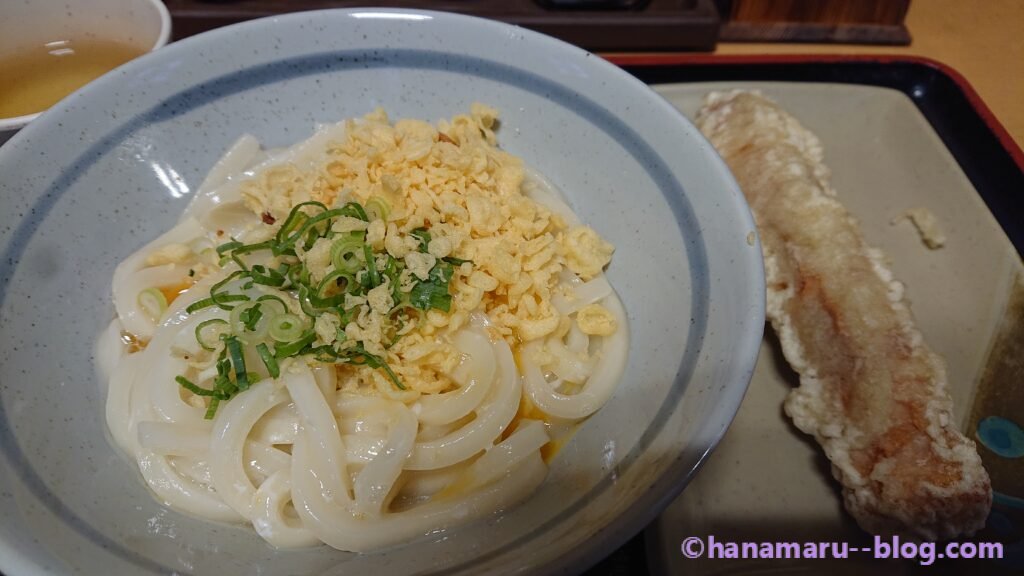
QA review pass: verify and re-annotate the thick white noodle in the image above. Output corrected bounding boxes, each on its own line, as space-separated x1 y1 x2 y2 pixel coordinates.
551 274 613 315
137 451 243 522
566 322 589 354
391 467 460 505
453 419 550 492
352 401 416 516
112 217 204 339
106 352 142 455
546 337 594 383
182 134 261 221
290 427 548 552
209 380 290 517
339 434 384 463
404 336 520 470
253 470 320 548
171 456 213 485
524 294 629 420
95 319 126 386
138 420 290 482
143 306 227 425
312 365 338 409
414 330 494 426
244 442 292 479
138 420 211 457
199 202 261 241
523 168 580 227
104 131 630 552
251 402 300 445
284 364 351 500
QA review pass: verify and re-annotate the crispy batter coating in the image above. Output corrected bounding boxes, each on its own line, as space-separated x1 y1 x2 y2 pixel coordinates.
697 90 991 540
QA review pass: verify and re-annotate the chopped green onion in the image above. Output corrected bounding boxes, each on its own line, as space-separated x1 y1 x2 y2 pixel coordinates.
225 337 249 391
409 227 431 252
331 235 365 274
204 398 220 420
317 270 356 300
186 294 248 314
303 227 320 251
229 301 269 343
337 201 369 222
240 305 263 331
210 270 252 310
138 288 168 322
274 330 317 358
365 196 390 222
255 343 280 378
280 207 350 250
195 318 229 351
177 199 430 418
342 346 405 390
231 239 275 256
269 313 305 342
249 264 286 287
275 201 325 246
309 344 341 363
255 294 288 315
215 240 243 255
175 375 216 396
408 261 454 312
379 361 405 390
297 285 322 317
363 244 380 287
286 263 311 289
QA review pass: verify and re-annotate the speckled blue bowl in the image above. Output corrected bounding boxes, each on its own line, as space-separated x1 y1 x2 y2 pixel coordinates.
0 9 764 575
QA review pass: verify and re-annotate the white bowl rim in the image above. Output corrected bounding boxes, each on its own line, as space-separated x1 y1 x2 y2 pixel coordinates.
0 0 172 131
0 7 765 575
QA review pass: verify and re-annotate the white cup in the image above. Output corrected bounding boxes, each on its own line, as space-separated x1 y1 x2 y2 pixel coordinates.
0 0 171 141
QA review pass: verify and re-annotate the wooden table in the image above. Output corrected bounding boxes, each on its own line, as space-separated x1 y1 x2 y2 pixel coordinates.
711 0 1024 147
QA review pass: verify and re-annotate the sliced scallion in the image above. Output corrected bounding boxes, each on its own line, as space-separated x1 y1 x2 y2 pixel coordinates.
364 244 380 287
204 398 220 420
225 336 249 391
255 343 280 378
331 235 365 274
229 301 268 343
273 330 316 358
365 196 390 222
195 318 229 351
209 270 251 310
137 288 168 322
175 375 216 396
255 294 288 316
269 313 305 342
186 294 248 314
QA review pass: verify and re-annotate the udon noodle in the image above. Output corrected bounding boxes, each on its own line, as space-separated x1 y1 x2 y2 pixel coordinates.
98 106 628 551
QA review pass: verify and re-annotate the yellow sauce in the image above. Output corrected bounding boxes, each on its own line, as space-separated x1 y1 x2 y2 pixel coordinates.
0 39 145 119
507 347 581 464
159 282 193 306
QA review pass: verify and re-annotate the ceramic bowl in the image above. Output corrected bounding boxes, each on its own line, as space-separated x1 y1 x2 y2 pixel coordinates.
0 0 171 141
0 9 764 575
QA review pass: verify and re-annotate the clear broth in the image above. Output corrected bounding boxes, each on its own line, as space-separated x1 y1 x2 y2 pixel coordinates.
0 39 145 119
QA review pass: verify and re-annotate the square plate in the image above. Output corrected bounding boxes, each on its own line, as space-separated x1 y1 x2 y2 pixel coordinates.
645 81 1024 575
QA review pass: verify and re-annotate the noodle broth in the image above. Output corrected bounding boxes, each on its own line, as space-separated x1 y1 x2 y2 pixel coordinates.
0 39 145 119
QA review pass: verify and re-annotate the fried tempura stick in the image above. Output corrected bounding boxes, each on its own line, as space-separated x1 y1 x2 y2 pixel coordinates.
697 91 991 540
